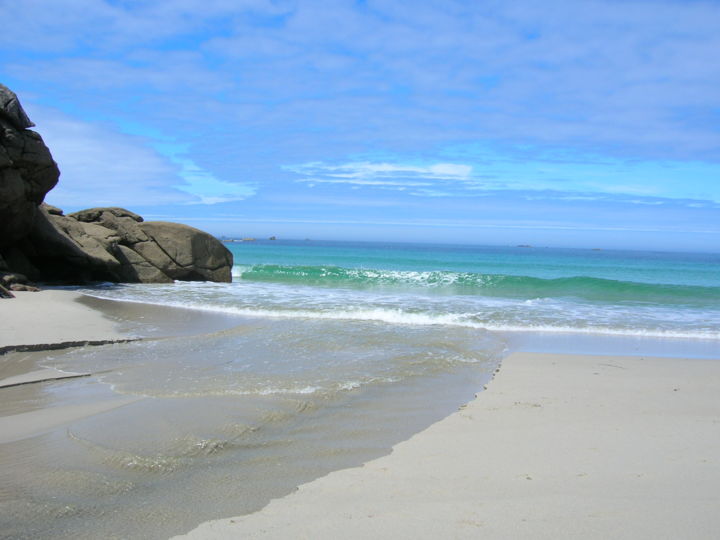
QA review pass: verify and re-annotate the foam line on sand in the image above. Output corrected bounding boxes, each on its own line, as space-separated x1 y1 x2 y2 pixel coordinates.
175 352 720 540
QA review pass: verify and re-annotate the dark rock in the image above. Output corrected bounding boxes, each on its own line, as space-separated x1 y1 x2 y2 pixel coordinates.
0 283 15 299
0 86 233 286
1 245 41 281
0 83 35 129
0 85 60 248
70 207 143 223
28 207 122 279
70 207 148 244
138 222 232 282
20 206 232 284
113 244 173 283
8 205 232 284
0 272 29 287
42 203 64 215
9 283 39 292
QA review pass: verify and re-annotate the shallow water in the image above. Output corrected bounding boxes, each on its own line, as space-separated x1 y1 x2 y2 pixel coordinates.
80 242 720 341
2 241 718 538
0 315 503 539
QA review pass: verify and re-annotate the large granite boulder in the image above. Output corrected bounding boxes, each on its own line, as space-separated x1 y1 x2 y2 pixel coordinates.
137 222 232 282
15 204 233 284
0 85 233 287
19 204 124 282
0 84 60 248
68 208 232 282
70 207 149 245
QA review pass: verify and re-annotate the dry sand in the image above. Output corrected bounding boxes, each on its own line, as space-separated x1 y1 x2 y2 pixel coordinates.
0 289 125 348
177 352 720 540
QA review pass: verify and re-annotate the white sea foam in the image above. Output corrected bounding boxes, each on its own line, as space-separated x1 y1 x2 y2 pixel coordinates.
479 323 720 340
80 289 720 340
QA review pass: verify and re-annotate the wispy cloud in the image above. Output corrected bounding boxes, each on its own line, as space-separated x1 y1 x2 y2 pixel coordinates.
286 153 720 206
286 161 473 186
150 215 720 236
3 1 719 249
174 158 256 204
0 0 289 52
6 0 720 159
26 105 192 209
26 104 256 209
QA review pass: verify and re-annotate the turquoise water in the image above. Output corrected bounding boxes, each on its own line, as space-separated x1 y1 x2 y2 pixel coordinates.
6 241 717 539
230 241 719 287
86 240 720 340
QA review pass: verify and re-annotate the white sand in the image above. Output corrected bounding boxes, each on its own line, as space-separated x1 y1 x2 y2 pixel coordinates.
1 290 136 442
0 290 125 347
177 352 720 540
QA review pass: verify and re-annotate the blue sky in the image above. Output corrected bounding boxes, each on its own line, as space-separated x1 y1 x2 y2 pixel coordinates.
1 0 719 251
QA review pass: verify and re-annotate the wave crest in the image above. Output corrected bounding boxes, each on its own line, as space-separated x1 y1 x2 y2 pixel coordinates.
234 264 720 306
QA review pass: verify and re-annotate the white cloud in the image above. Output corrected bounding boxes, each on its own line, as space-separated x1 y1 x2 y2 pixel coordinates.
286 161 475 188
174 159 256 204
4 0 720 162
428 163 472 177
0 0 290 52
25 105 192 209
285 158 720 209
296 178 433 187
25 104 255 209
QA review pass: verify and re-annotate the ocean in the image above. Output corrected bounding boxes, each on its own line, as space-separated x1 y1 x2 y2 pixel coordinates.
2 241 719 539
89 240 720 342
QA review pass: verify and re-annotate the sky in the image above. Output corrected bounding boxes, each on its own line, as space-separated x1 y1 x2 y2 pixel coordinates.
1 0 719 251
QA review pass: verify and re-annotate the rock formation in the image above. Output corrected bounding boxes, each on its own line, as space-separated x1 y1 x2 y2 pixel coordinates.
0 84 232 290
0 84 60 249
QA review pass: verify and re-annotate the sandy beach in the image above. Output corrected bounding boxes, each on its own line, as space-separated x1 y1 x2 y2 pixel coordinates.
0 290 245 449
2 290 719 539
4 3 720 537
0 290 127 349
177 351 720 540
0 290 140 445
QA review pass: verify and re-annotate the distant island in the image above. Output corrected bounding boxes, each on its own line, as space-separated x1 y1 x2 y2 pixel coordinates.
222 236 277 243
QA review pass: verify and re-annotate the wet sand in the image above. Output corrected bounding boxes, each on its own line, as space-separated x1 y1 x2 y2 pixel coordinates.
3 291 719 539
0 290 246 445
0 396 141 444
177 352 720 540
0 290 498 539
0 291 137 443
